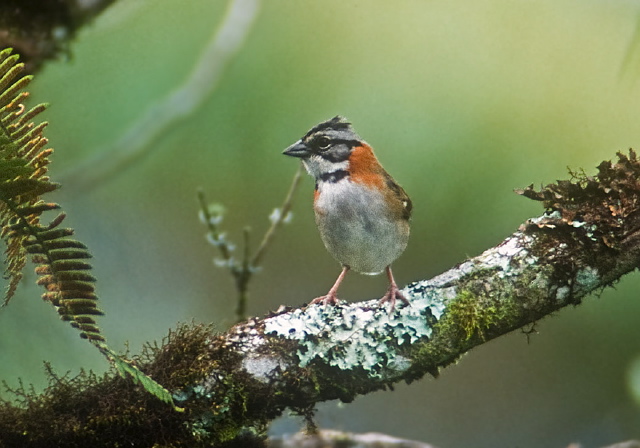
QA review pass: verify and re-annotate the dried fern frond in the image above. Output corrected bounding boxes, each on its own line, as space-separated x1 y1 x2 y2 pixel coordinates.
0 47 104 342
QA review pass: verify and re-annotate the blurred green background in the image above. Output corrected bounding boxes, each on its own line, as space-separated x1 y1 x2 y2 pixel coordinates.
2 0 640 446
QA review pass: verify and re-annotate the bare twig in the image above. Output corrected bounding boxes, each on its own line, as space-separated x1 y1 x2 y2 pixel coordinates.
251 163 303 267
60 0 262 190
235 226 252 319
197 190 234 264
199 164 304 322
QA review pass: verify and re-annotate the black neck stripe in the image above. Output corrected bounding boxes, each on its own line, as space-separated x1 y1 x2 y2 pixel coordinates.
319 169 348 183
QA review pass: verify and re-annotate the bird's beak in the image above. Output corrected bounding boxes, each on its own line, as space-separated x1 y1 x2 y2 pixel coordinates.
282 140 310 158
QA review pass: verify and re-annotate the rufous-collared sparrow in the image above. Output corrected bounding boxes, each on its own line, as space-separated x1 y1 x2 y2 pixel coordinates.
283 116 412 309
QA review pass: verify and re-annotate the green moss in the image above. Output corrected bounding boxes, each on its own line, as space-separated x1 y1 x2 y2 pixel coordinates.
407 285 521 381
445 290 494 341
430 287 515 345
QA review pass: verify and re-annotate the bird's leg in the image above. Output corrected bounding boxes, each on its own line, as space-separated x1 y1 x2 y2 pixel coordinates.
309 266 350 306
379 266 409 311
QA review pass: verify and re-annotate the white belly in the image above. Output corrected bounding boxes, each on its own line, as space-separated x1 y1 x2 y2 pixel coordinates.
314 181 409 274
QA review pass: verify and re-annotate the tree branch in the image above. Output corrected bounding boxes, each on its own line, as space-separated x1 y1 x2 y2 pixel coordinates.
0 0 118 74
2 150 639 446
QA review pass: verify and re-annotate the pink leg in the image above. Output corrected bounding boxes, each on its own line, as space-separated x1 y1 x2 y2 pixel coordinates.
379 266 409 311
309 266 349 306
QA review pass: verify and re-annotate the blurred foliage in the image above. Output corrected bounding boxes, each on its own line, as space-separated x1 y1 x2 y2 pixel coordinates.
2 1 640 447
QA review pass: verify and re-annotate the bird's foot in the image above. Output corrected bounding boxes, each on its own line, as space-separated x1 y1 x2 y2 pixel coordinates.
379 283 409 312
308 266 349 307
309 292 341 306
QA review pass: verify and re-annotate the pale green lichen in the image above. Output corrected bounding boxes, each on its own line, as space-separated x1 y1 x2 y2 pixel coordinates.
555 285 571 301
264 291 445 379
575 266 600 293
241 355 288 383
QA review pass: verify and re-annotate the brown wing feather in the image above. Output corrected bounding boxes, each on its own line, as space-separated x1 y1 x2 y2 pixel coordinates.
383 171 412 221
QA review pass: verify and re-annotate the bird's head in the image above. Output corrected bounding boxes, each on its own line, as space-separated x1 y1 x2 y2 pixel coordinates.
283 116 363 179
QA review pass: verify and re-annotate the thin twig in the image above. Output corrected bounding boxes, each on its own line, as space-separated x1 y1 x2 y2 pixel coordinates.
197 189 233 263
198 165 304 322
60 0 262 190
235 227 251 320
251 162 303 267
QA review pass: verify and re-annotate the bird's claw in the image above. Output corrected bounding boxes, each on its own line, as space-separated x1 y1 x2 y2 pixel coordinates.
379 284 409 312
309 293 341 306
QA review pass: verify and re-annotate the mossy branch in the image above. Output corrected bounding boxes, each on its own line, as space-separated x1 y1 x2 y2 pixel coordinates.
0 0 117 74
2 150 639 447
162 150 640 441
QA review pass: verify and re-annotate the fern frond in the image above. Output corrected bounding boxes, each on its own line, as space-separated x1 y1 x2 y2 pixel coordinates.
0 48 104 342
20 213 105 341
0 48 181 410
103 345 184 412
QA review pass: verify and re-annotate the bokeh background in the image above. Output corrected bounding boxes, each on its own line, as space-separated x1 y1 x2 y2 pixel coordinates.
2 1 640 446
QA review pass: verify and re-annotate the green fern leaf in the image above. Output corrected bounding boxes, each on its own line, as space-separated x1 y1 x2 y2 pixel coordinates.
0 47 105 342
0 47 180 411
101 345 184 412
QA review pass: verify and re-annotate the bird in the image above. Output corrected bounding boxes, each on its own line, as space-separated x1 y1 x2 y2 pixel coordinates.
283 116 412 309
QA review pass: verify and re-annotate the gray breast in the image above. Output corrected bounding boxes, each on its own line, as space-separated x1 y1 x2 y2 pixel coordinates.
314 181 409 274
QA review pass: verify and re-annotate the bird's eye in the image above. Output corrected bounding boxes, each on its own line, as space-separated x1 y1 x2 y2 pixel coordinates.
317 137 331 150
